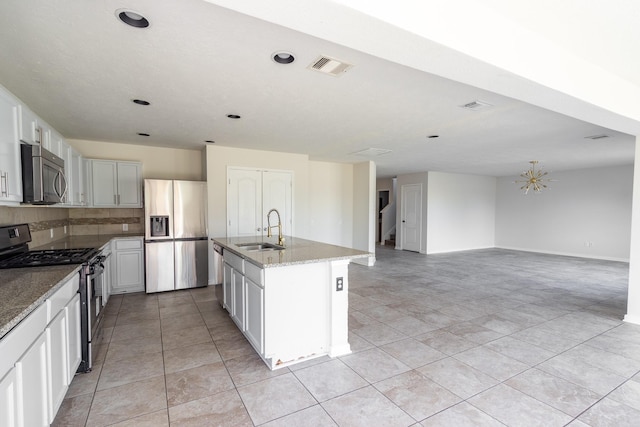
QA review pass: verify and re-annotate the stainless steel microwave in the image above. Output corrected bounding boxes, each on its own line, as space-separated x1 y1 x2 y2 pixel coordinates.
21 144 67 204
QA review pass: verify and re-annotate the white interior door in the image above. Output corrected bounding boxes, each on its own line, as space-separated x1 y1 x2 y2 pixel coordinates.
227 169 262 237
262 171 293 237
401 183 422 252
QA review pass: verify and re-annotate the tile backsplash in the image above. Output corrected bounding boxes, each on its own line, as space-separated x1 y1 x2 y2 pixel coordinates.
0 206 143 248
69 208 144 236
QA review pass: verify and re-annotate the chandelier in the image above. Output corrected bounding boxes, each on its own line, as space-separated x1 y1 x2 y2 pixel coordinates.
515 161 552 194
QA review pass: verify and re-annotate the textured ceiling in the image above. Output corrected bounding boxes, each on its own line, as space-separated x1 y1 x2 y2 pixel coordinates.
0 0 636 178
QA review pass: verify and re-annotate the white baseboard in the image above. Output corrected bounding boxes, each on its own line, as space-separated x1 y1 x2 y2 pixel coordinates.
623 314 640 325
495 245 630 263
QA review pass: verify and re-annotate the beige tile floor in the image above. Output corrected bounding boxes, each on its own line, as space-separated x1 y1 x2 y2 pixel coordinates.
53 246 640 426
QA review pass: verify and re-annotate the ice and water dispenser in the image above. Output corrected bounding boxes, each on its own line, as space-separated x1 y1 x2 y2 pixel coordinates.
149 216 170 237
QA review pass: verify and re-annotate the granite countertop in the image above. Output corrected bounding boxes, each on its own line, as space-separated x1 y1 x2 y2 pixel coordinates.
0 265 80 340
0 233 143 340
213 236 371 268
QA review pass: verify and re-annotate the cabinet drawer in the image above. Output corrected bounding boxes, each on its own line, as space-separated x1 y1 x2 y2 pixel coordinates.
114 238 142 250
245 262 263 286
48 274 79 316
224 250 244 273
0 301 48 377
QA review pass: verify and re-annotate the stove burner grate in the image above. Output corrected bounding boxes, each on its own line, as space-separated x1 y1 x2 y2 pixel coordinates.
0 248 100 269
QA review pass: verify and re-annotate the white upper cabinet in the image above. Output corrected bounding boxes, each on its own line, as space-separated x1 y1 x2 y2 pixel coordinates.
90 159 142 208
68 147 85 206
17 104 40 145
0 86 23 204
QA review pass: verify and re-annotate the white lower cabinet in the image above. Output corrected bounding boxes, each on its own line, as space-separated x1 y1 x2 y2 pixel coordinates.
0 368 18 427
245 277 264 354
0 274 81 427
16 332 48 427
111 238 145 294
46 309 68 422
222 252 264 355
102 246 112 305
223 251 245 330
66 294 82 384
232 269 245 330
223 262 233 313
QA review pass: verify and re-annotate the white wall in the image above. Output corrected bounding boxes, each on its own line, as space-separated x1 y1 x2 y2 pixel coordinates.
353 161 376 266
307 161 354 247
496 165 633 262
395 172 429 253
69 139 204 180
426 172 496 254
626 138 640 323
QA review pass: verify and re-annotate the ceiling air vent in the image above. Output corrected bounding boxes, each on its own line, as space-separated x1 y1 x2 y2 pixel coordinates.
584 134 610 140
459 100 493 111
350 148 392 157
308 55 353 77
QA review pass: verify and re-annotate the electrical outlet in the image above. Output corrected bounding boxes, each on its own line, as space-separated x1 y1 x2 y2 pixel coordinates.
336 277 344 292
64 225 67 234
50 228 54 238
122 223 129 231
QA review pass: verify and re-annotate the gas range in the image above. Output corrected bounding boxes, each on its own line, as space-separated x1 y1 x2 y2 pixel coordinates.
0 223 107 373
0 224 99 269
0 247 101 269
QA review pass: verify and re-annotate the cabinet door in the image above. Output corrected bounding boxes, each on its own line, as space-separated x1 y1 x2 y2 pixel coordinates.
103 251 112 303
16 332 48 427
223 262 233 312
116 162 142 207
0 368 18 427
69 148 84 206
232 270 245 330
82 157 92 206
245 278 264 354
91 160 118 207
114 250 144 293
46 309 68 423
0 88 23 203
227 169 262 237
262 171 293 237
66 294 81 382
17 104 39 145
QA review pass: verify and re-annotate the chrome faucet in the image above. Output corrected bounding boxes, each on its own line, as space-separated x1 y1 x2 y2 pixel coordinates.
266 208 285 246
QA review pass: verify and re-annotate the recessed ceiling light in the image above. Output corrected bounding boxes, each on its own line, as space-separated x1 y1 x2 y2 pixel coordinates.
227 114 241 119
427 135 439 139
137 132 150 137
132 99 150 105
272 52 295 64
116 9 149 28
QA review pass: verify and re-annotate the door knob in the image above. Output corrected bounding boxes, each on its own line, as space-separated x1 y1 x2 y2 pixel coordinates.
402 220 406 223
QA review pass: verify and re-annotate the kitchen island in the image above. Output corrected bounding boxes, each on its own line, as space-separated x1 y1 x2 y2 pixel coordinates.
213 236 371 369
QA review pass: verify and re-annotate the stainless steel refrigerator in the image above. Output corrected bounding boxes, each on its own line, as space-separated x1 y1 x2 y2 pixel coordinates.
144 179 208 293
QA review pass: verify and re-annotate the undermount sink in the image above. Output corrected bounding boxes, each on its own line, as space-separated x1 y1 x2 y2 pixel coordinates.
236 242 285 252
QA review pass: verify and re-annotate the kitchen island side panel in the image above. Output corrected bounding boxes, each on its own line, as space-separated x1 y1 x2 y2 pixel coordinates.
263 262 329 366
